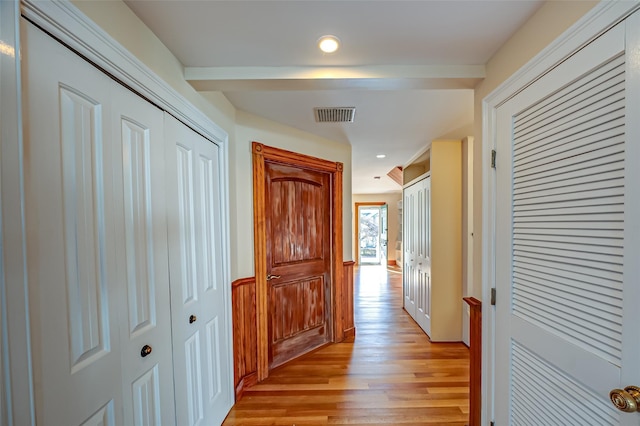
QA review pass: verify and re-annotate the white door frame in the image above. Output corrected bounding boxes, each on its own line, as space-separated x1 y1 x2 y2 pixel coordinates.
357 204 386 265
482 2 640 424
1 1 35 425
1 1 233 424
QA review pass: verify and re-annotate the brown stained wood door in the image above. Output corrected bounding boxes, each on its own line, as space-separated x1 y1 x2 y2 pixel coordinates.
265 162 332 369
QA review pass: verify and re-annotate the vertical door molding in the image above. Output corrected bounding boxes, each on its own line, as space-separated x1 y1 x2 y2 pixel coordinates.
0 2 35 425
252 142 344 381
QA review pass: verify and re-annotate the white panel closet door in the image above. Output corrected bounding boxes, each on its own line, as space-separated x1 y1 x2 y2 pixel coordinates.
24 21 177 426
415 177 431 336
403 183 417 318
403 177 431 336
494 11 640 426
23 22 123 426
165 114 233 426
110 84 176 426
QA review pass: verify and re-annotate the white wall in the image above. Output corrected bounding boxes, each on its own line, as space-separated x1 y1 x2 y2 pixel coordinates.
70 0 353 280
352 192 402 264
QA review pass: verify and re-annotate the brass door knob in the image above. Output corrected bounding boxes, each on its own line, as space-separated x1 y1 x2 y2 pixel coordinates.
189 315 197 324
609 386 640 413
140 345 153 358
266 274 281 281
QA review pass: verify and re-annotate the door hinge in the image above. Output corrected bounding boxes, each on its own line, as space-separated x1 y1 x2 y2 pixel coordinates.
491 288 496 306
491 149 497 169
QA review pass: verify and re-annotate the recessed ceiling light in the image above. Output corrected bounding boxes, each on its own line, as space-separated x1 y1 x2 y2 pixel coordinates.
376 154 386 159
318 35 340 54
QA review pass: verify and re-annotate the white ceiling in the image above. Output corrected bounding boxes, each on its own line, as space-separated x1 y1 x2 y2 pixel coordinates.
124 0 544 194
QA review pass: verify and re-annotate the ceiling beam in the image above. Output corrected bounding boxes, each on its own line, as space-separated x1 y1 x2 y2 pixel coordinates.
185 65 485 91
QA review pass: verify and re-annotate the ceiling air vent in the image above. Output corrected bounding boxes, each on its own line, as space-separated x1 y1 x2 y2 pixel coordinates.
314 107 356 123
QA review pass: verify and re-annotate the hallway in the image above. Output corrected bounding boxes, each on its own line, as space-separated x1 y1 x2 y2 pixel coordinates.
223 266 470 425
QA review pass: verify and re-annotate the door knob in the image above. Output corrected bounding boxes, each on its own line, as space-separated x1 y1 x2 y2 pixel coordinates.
609 386 640 412
189 314 197 324
266 274 281 281
140 345 153 358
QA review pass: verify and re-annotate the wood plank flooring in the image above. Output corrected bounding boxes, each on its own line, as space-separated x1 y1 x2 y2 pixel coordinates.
223 265 470 425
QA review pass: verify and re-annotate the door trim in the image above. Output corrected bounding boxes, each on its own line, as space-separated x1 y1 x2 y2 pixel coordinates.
252 142 344 381
354 202 386 265
482 2 640 424
1 2 36 425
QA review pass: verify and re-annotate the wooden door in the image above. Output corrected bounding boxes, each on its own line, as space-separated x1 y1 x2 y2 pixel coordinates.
494 12 640 425
165 114 234 426
265 162 332 369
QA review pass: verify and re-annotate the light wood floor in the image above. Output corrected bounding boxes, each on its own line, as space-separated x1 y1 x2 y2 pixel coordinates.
223 265 470 425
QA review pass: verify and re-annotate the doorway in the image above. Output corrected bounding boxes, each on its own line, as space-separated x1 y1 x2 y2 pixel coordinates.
356 203 388 265
252 142 345 381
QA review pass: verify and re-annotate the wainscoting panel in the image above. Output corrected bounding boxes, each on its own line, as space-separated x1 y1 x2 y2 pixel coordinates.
231 277 257 399
342 261 356 338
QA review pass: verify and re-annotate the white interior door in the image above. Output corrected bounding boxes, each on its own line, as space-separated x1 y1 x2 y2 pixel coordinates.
24 21 176 426
111 83 176 426
165 115 233 426
403 183 417 317
24 21 123 426
494 12 640 425
403 177 431 336
415 177 431 336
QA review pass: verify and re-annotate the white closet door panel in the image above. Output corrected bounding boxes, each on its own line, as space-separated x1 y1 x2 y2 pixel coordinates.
415 178 431 335
81 401 116 426
402 177 431 336
403 184 417 318
111 84 175 426
165 114 233 426
184 332 204 425
131 366 162 426
495 15 640 425
59 86 111 371
23 22 124 426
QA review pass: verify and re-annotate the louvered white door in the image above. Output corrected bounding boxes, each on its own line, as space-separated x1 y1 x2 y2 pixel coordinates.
165 115 233 426
111 84 176 426
23 22 124 426
494 12 640 426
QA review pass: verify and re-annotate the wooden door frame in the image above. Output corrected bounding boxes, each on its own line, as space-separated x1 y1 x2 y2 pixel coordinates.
252 142 344 381
354 202 386 265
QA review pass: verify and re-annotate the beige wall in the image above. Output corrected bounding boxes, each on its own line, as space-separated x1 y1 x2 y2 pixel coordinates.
430 140 462 341
471 0 598 300
352 192 402 264
71 0 237 132
234 110 353 278
71 0 353 280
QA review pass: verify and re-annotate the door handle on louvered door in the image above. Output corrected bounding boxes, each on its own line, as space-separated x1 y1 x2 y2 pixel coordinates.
610 386 640 412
